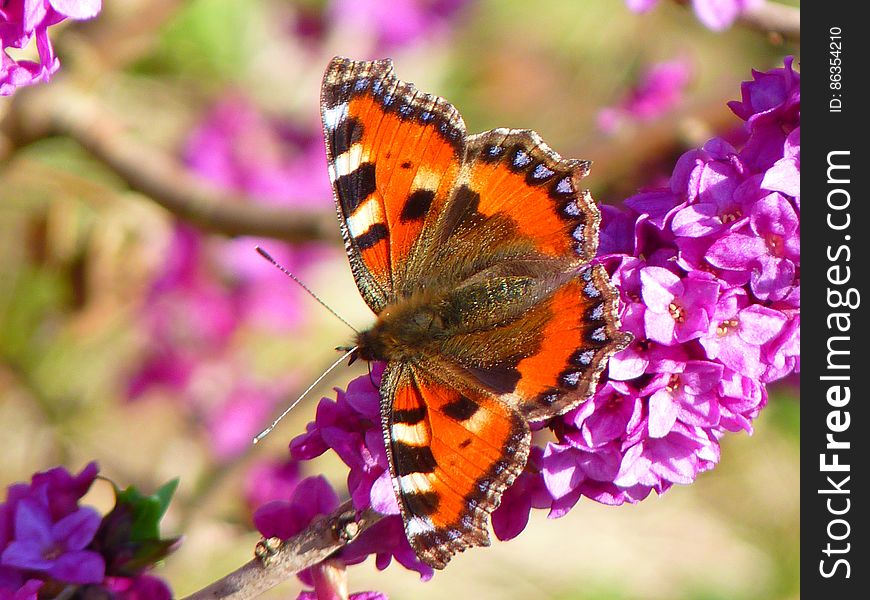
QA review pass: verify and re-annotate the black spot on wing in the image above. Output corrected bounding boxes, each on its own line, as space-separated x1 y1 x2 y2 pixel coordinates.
332 117 363 157
403 490 440 517
393 406 427 425
354 223 388 250
394 441 437 476
336 162 376 215
400 189 435 222
465 363 522 395
440 395 480 421
441 184 482 239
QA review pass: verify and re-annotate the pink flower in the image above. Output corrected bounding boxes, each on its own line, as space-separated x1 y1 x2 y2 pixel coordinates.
0 576 42 600
244 459 303 513
0 499 105 584
184 96 331 208
254 476 339 541
640 267 720 344
706 193 800 301
699 290 787 378
1 464 177 597
761 127 800 202
0 0 101 95
206 381 284 460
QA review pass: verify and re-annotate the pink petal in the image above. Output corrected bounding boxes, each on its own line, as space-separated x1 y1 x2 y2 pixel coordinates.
49 0 101 20
648 389 678 438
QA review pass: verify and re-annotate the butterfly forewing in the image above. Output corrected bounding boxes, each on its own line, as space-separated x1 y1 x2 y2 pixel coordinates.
322 57 466 311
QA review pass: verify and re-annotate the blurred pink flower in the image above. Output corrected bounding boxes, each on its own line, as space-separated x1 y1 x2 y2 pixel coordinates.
128 95 342 462
625 0 760 31
326 0 470 53
205 380 285 461
184 96 331 208
244 458 302 513
184 96 336 330
598 59 692 133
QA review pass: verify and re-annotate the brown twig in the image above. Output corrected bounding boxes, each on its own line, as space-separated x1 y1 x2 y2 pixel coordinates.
2 83 338 245
738 1 800 43
182 503 383 600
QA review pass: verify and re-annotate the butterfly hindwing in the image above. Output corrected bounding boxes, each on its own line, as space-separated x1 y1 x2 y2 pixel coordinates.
322 57 466 312
507 266 630 420
380 360 530 569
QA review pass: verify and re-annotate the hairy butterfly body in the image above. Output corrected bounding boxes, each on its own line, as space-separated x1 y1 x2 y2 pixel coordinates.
321 56 630 569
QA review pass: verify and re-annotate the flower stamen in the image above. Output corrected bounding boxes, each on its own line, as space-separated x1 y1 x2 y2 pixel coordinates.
716 318 738 337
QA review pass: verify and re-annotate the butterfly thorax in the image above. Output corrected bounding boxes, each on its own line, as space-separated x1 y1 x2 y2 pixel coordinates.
355 295 448 363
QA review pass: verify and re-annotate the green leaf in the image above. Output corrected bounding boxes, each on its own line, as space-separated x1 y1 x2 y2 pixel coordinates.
113 478 179 543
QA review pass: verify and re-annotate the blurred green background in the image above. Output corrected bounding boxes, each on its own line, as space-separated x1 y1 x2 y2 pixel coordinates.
0 1 798 598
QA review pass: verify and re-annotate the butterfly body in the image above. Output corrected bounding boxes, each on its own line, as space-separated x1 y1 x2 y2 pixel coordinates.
321 57 630 569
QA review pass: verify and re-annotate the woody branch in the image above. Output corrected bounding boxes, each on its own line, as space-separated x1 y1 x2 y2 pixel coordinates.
738 1 800 43
1 84 338 244
182 504 383 600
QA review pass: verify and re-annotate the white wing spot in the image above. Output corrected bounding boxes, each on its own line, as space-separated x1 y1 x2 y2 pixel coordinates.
513 150 532 168
399 473 435 494
562 371 581 386
346 196 384 238
333 143 367 179
391 421 429 447
323 103 348 131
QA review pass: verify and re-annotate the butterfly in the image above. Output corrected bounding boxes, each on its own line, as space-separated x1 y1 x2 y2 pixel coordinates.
320 56 630 569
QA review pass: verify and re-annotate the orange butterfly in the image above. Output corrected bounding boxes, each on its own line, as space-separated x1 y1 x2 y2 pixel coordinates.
321 57 630 568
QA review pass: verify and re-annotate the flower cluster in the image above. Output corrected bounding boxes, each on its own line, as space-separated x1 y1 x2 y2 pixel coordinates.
1 0 101 96
0 463 178 599
626 0 759 31
256 57 799 579
539 55 799 511
128 97 335 459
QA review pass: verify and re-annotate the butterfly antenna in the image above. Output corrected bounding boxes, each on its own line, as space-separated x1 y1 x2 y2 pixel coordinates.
253 345 358 444
256 246 358 333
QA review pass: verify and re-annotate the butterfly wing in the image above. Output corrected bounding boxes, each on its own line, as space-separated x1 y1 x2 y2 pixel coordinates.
408 129 630 418
321 57 466 312
380 359 530 569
